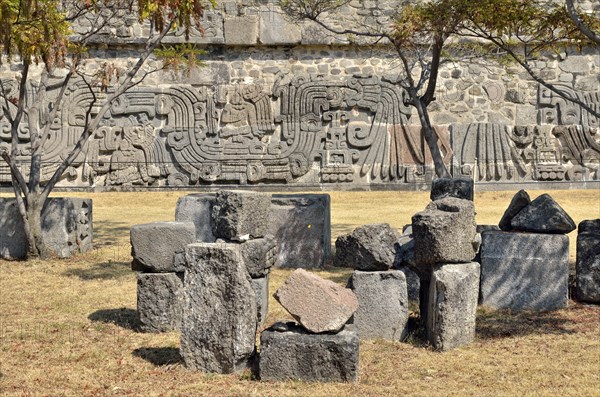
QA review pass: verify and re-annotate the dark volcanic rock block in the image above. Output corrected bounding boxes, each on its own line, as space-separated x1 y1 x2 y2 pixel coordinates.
270 194 331 268
334 223 402 270
498 190 531 231
348 270 409 340
510 193 576 233
480 231 569 310
274 269 358 333
412 198 477 266
239 235 277 278
211 190 271 240
430 177 474 201
427 262 480 351
137 272 183 333
576 219 600 303
0 197 93 259
252 275 269 327
175 194 217 242
259 323 359 383
130 222 196 273
180 243 257 373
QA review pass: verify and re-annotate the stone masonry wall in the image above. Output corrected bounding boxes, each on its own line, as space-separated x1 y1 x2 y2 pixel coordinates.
0 0 598 188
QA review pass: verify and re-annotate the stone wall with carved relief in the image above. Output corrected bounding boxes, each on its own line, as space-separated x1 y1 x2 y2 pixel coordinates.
1 0 598 188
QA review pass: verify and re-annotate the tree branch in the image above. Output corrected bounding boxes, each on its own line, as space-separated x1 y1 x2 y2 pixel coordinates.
565 0 600 45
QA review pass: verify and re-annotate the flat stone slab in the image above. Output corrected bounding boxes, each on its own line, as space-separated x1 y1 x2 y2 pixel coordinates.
576 219 600 303
348 270 409 340
510 193 576 233
427 262 480 351
137 272 183 332
0 197 93 259
334 223 402 270
211 190 271 240
498 190 531 231
274 269 358 333
430 177 474 201
130 222 196 273
180 243 257 373
480 231 569 310
259 323 359 383
175 194 216 242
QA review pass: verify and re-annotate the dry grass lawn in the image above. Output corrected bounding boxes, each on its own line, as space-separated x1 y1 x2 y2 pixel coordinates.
1 189 599 397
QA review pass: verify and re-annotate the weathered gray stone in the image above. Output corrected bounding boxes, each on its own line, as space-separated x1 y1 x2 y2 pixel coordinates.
137 272 183 333
427 262 480 351
211 190 271 240
0 197 93 259
334 223 402 270
175 194 217 242
252 276 270 327
412 198 478 266
239 235 277 278
430 177 474 201
480 231 569 310
498 190 531 231
259 5 301 45
347 270 409 341
180 243 257 373
224 15 259 45
399 266 421 303
259 323 359 383
576 219 600 303
130 222 196 273
510 194 576 233
274 269 358 333
270 194 331 269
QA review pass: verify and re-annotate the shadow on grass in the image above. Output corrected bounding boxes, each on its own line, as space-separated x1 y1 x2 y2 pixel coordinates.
132 347 182 366
476 307 575 339
93 220 131 247
88 308 140 331
63 261 131 280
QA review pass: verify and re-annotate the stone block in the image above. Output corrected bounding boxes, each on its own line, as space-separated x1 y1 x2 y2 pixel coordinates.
137 272 183 332
430 177 474 201
224 15 259 45
274 269 358 333
270 194 331 269
412 198 477 266
576 220 600 303
175 194 216 242
334 223 402 270
348 270 409 340
211 190 271 240
0 197 93 259
252 276 269 327
259 323 359 383
239 235 277 278
259 5 301 45
498 190 531 231
180 243 257 373
480 231 569 310
427 262 480 351
130 222 196 273
399 266 421 303
510 194 576 233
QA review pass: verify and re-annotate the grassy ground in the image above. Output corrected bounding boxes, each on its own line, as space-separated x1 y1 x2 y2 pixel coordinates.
0 190 599 397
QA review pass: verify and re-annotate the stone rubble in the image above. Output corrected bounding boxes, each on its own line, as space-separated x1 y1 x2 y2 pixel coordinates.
334 223 403 270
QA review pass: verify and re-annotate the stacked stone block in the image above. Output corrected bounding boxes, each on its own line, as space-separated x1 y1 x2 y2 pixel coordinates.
575 220 600 304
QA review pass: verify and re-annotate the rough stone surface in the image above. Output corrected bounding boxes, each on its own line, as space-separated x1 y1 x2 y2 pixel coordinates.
239 235 277 278
0 198 93 259
224 15 258 45
130 222 196 273
334 223 402 270
137 272 183 332
180 243 257 373
259 323 359 383
211 190 271 240
270 194 331 268
510 194 576 233
175 194 217 242
430 177 474 201
274 269 358 333
259 5 302 45
480 231 569 310
576 219 600 303
427 262 480 351
498 190 531 231
399 266 421 303
347 270 409 341
412 198 478 266
252 276 270 327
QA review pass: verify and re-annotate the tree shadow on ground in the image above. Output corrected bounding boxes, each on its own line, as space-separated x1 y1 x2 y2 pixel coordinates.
476 307 575 339
132 347 182 366
93 220 131 247
88 308 140 331
63 261 131 280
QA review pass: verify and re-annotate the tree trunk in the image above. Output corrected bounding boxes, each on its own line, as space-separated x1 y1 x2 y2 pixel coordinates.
24 194 48 259
413 97 451 178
